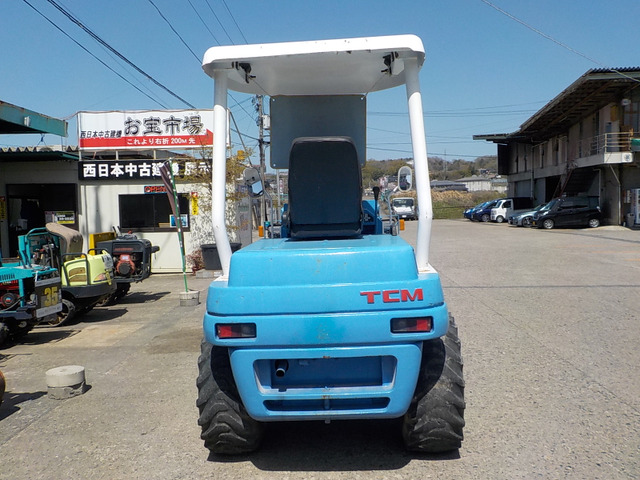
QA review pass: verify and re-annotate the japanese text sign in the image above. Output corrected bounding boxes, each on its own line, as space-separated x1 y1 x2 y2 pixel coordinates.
78 109 214 151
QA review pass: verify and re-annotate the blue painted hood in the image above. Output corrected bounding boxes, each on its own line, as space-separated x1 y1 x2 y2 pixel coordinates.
206 236 445 316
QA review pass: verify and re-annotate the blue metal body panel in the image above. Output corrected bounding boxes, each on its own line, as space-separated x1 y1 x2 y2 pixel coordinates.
0 259 61 321
230 343 422 420
203 235 449 422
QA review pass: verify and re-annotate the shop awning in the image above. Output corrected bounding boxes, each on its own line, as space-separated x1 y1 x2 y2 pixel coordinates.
0 100 67 136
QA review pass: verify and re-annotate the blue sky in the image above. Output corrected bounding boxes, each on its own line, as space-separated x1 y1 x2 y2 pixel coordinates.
2 0 640 163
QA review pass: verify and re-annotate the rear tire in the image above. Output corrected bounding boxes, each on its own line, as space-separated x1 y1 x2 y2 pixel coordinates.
11 321 33 339
402 316 465 453
542 219 555 229
196 340 264 454
481 213 490 222
588 218 600 228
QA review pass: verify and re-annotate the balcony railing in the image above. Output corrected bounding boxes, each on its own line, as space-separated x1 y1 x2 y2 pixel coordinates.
579 132 633 156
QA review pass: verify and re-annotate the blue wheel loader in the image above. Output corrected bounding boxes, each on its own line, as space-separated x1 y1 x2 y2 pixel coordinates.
197 35 465 455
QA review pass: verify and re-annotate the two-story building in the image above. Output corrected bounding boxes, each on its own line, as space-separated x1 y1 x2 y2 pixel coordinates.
1 103 253 269
475 68 640 226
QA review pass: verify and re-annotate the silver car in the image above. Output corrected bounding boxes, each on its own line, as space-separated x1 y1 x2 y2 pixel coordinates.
508 204 545 227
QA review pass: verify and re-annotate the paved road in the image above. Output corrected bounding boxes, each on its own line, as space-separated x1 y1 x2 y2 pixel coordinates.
1 220 639 479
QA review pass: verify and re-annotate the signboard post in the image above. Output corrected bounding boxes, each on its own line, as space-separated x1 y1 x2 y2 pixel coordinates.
160 161 189 293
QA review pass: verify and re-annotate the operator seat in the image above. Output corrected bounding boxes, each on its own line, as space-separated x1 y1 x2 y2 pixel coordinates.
46 222 84 257
287 136 363 239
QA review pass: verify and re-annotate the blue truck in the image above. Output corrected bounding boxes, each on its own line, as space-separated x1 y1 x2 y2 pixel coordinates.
197 35 465 455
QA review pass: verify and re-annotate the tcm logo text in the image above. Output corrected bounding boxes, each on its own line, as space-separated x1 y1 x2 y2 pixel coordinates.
360 288 423 304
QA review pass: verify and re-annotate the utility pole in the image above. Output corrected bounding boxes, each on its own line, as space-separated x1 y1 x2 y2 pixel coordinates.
256 95 267 225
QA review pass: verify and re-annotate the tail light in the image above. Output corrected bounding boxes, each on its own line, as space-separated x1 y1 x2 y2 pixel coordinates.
216 323 256 339
391 317 433 334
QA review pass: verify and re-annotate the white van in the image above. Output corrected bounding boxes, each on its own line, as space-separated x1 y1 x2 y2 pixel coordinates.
490 197 534 223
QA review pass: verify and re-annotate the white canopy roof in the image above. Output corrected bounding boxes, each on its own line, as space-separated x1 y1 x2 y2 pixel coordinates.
201 35 425 96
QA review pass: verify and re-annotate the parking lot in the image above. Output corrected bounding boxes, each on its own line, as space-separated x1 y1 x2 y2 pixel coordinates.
1 219 639 479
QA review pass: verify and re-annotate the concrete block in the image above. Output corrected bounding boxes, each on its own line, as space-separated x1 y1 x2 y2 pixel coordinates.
179 290 200 307
46 365 87 400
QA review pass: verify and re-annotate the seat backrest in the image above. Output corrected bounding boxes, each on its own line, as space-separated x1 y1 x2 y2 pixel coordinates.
288 137 362 239
46 222 84 255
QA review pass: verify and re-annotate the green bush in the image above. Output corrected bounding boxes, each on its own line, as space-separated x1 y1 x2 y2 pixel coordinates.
431 191 503 219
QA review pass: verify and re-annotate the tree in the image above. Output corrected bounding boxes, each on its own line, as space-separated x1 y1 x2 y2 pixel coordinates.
175 147 253 249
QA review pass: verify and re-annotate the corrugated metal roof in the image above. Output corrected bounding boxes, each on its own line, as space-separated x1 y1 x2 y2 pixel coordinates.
0 145 79 162
477 68 640 144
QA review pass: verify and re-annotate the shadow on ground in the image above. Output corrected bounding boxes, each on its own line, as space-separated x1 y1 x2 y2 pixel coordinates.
112 291 171 305
0 390 47 421
3 328 79 347
207 419 460 472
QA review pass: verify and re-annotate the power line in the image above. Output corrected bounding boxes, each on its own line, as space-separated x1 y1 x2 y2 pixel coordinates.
144 0 257 144
31 0 261 149
202 0 235 44
186 0 221 45
480 0 640 84
21 0 169 109
368 145 489 159
220 0 249 44
370 109 537 118
144 0 256 121
26 0 258 150
147 0 200 63
45 0 197 108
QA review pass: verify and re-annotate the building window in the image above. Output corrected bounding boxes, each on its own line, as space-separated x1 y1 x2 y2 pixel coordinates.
119 193 190 231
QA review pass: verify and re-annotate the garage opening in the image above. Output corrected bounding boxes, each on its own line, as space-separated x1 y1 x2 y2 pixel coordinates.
6 183 77 257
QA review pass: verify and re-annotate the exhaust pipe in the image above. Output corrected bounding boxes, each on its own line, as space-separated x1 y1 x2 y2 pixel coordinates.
275 359 289 378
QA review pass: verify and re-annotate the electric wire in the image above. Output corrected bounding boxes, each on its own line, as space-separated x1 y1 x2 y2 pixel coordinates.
44 0 197 108
480 0 640 84
145 0 257 128
202 0 235 44
219 0 249 44
21 0 169 109
370 109 537 118
230 112 255 166
187 0 221 45
369 145 484 159
147 0 200 63
23 0 257 159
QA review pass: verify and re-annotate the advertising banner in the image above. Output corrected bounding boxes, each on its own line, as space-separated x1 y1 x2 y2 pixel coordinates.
78 109 214 151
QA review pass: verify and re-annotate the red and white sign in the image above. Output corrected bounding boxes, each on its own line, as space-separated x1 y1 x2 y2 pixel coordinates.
78 109 214 151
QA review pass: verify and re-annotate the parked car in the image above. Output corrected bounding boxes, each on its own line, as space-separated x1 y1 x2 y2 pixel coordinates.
508 204 545 227
472 199 504 222
532 196 601 229
464 201 488 221
490 197 534 223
